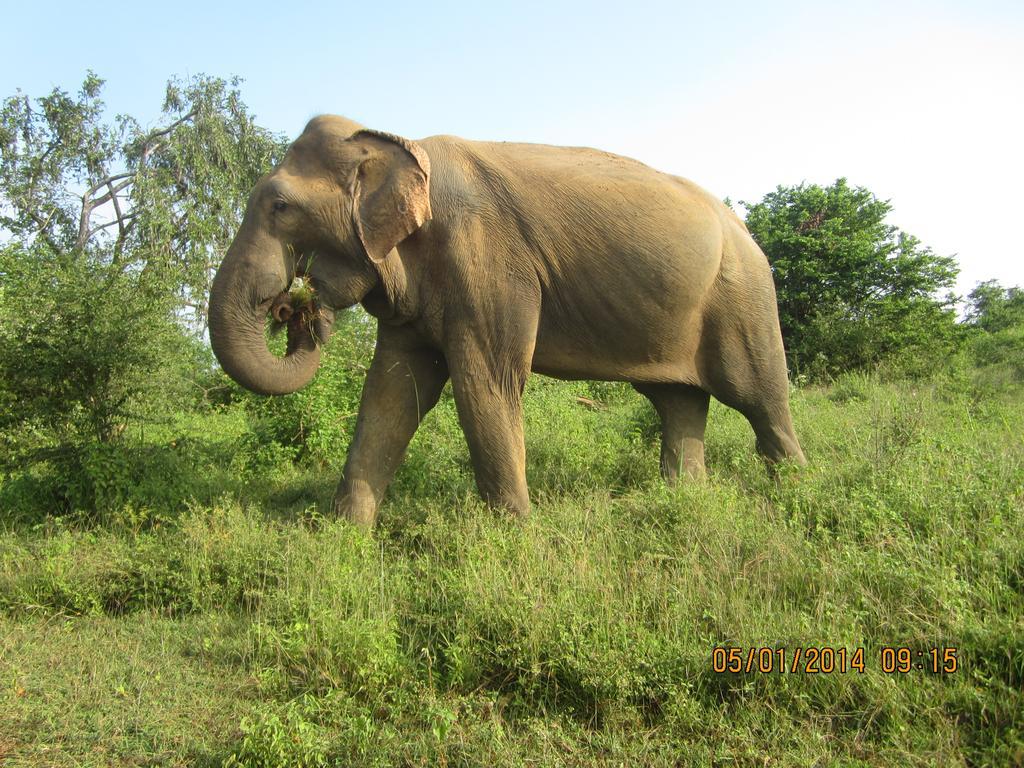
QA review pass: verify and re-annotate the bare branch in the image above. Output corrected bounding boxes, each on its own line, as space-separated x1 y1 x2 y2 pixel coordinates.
73 107 199 251
26 208 62 253
142 109 197 146
77 198 93 250
108 179 126 237
32 206 59 238
88 178 132 209
87 212 138 238
84 171 133 200
136 109 198 164
108 213 139 273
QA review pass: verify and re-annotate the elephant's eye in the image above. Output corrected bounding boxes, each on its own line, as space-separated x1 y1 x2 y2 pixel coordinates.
272 200 288 213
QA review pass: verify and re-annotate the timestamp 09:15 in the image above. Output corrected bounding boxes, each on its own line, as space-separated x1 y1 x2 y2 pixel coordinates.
711 646 959 674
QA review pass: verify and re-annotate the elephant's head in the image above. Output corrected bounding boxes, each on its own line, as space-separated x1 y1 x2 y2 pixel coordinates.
208 115 432 395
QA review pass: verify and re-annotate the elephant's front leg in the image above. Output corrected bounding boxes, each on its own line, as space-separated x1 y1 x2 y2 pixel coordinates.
447 334 533 517
333 328 448 527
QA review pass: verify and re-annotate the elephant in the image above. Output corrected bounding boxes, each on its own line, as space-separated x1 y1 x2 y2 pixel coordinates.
209 115 806 527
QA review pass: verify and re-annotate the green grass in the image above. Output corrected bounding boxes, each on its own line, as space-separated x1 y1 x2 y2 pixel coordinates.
1 370 1021 766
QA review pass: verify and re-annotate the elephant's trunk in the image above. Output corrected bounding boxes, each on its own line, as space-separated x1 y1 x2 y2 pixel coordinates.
209 231 333 396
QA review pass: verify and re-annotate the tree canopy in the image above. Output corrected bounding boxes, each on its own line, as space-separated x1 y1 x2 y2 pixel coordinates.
966 280 1024 333
0 72 285 326
743 179 960 379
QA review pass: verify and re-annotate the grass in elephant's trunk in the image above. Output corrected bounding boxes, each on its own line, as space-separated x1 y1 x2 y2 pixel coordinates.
267 276 328 348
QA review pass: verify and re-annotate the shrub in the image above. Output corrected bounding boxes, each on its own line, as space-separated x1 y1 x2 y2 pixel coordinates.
225 696 330 768
229 308 376 467
0 245 193 449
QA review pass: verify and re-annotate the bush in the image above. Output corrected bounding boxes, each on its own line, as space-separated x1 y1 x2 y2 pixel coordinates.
964 281 1024 383
225 696 330 768
228 308 376 467
795 296 963 381
0 244 221 522
0 246 192 451
970 324 1024 380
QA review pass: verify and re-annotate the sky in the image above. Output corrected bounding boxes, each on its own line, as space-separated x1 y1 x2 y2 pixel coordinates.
3 0 1022 298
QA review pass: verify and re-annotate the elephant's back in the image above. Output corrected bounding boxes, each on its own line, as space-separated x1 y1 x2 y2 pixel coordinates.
423 136 735 383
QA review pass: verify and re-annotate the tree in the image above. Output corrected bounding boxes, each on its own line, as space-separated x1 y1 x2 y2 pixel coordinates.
0 73 285 513
0 72 286 327
966 280 1024 334
743 179 960 379
964 280 1024 376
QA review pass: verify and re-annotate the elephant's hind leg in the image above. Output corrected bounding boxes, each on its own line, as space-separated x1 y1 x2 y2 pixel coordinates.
696 315 806 469
746 403 806 467
712 376 805 467
634 383 711 483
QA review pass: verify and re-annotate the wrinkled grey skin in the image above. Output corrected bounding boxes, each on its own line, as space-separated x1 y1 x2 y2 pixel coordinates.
209 115 806 527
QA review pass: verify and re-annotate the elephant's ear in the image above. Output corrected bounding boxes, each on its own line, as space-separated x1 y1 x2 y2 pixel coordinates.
350 129 431 263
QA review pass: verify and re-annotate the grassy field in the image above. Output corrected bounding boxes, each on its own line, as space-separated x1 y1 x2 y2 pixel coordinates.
1 368 1021 766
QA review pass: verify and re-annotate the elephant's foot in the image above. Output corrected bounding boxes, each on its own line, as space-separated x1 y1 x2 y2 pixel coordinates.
661 441 707 484
480 484 531 518
662 464 707 486
683 457 708 482
751 415 807 468
501 494 531 518
332 479 379 529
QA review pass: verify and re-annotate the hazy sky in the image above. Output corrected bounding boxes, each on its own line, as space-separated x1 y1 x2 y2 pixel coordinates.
3 0 1022 297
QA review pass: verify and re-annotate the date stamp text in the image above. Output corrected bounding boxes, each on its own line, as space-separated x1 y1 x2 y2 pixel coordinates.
711 646 959 674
